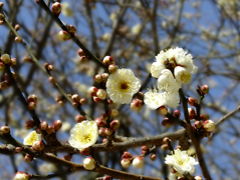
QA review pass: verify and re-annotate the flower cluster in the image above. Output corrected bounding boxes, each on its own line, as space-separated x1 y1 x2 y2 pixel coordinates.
68 120 98 149
145 47 197 109
165 149 198 177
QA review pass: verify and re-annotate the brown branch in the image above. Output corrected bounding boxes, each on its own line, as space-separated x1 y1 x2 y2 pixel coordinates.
36 0 106 69
179 89 212 180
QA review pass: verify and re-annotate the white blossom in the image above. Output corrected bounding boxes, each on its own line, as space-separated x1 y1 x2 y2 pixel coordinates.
106 68 141 104
174 66 192 84
68 120 98 149
165 149 198 175
23 130 41 146
144 89 180 109
150 47 197 79
157 69 181 92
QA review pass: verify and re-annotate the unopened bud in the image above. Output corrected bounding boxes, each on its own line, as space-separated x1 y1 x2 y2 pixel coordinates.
96 89 107 100
40 121 48 130
102 56 114 65
200 84 209 95
89 86 98 96
194 121 202 129
130 99 143 111
78 48 85 57
27 94 37 103
14 171 30 180
188 108 196 119
132 156 144 168
83 157 96 170
150 154 157 161
95 118 106 127
15 36 23 43
51 2 61 15
110 119 120 130
108 64 118 73
121 158 131 168
53 120 62 131
0 125 10 134
203 120 216 132
57 30 71 41
14 24 21 31
1 54 11 64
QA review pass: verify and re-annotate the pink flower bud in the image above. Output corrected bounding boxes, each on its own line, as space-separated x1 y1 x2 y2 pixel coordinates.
110 120 120 130
51 2 61 15
53 120 62 131
188 108 196 119
121 151 132 159
188 97 198 106
130 99 143 111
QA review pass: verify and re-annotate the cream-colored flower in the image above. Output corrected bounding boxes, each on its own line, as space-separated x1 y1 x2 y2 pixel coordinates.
68 120 98 149
157 69 181 92
165 149 198 175
150 47 197 78
174 66 192 84
23 130 41 146
144 89 180 109
106 68 141 104
144 90 166 110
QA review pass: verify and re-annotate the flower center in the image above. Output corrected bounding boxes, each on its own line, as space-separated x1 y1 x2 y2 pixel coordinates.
119 81 130 91
81 134 91 143
164 57 177 71
177 159 184 165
